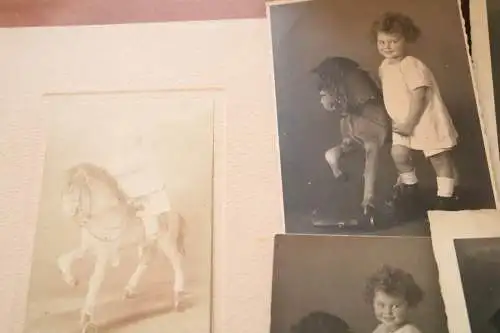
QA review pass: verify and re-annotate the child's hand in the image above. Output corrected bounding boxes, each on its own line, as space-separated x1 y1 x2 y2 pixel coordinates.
393 122 415 136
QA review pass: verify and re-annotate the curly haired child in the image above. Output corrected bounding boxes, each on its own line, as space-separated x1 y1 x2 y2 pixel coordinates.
364 265 424 333
291 311 352 333
371 12 460 213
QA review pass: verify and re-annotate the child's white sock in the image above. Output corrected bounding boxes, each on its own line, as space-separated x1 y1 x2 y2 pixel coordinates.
400 170 418 185
436 177 455 197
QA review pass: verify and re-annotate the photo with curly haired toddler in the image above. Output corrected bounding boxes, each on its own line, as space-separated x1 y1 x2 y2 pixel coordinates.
365 265 425 333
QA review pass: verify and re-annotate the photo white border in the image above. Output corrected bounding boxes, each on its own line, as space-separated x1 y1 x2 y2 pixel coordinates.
428 209 500 333
470 0 500 205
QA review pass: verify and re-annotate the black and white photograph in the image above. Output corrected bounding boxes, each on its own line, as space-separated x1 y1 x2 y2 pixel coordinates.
454 237 500 333
268 0 495 235
270 234 449 333
486 0 500 152
22 92 214 333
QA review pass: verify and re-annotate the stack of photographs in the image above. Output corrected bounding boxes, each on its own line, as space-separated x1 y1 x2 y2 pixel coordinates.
266 0 500 332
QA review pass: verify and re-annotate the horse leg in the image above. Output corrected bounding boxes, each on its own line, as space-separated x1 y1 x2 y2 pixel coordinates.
325 145 345 180
158 213 185 310
325 138 355 181
123 257 151 299
81 249 108 328
57 231 90 287
362 141 380 215
123 216 159 299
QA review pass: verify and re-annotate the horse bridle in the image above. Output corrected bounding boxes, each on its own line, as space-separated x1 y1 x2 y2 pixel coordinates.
324 69 389 131
71 168 124 243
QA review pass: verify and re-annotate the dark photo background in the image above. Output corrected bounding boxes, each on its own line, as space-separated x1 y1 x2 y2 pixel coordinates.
269 0 495 234
270 235 449 333
487 0 500 153
454 238 500 333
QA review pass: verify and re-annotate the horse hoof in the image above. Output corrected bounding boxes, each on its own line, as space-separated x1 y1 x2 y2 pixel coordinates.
80 312 93 328
81 322 98 333
363 206 376 223
122 288 137 300
336 173 349 182
173 291 188 311
62 275 78 287
58 268 78 287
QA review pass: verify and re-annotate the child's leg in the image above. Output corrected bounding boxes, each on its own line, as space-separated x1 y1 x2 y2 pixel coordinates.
428 150 455 197
388 142 429 221
428 150 460 210
391 144 417 185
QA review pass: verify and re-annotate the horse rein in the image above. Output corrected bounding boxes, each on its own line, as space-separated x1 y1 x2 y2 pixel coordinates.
73 170 124 243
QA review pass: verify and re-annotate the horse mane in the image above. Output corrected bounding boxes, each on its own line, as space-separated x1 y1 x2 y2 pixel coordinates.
312 56 384 114
67 162 129 204
354 69 384 99
311 56 360 77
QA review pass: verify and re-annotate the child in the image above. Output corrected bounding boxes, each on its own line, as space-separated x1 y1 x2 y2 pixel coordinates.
106 131 171 248
371 12 460 212
364 265 424 333
291 311 352 333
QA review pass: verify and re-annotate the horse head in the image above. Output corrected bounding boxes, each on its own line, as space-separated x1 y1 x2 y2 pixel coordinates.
312 56 384 117
291 311 352 333
61 163 135 224
312 57 360 114
61 164 92 221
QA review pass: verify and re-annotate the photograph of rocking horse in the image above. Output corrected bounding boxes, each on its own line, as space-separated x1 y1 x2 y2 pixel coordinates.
22 92 214 333
268 0 496 235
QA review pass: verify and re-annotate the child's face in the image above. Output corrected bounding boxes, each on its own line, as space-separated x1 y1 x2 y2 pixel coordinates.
373 290 409 330
377 32 406 61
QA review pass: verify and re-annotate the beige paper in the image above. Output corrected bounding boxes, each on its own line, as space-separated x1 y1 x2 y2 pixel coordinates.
428 209 500 333
470 0 500 204
0 19 284 333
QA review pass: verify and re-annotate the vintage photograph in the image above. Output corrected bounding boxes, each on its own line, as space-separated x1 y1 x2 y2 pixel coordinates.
22 92 214 333
427 210 500 333
454 237 500 333
268 0 495 235
486 0 500 151
270 234 449 333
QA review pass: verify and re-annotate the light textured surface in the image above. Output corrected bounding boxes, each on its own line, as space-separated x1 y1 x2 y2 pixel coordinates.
428 209 500 333
0 19 284 333
470 0 500 204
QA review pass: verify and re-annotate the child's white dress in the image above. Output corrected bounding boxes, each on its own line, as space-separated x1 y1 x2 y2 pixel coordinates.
379 56 458 155
106 139 171 237
372 323 423 333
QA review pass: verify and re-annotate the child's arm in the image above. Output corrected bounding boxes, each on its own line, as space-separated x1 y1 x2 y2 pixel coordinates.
394 57 431 136
394 86 427 136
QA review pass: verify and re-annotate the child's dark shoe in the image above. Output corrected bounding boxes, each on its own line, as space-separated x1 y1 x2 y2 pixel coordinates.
433 195 460 211
386 183 428 223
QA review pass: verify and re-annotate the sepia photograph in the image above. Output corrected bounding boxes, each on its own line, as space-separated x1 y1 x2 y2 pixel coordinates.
270 234 449 333
22 91 214 333
455 237 500 333
267 0 495 235
427 210 500 333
